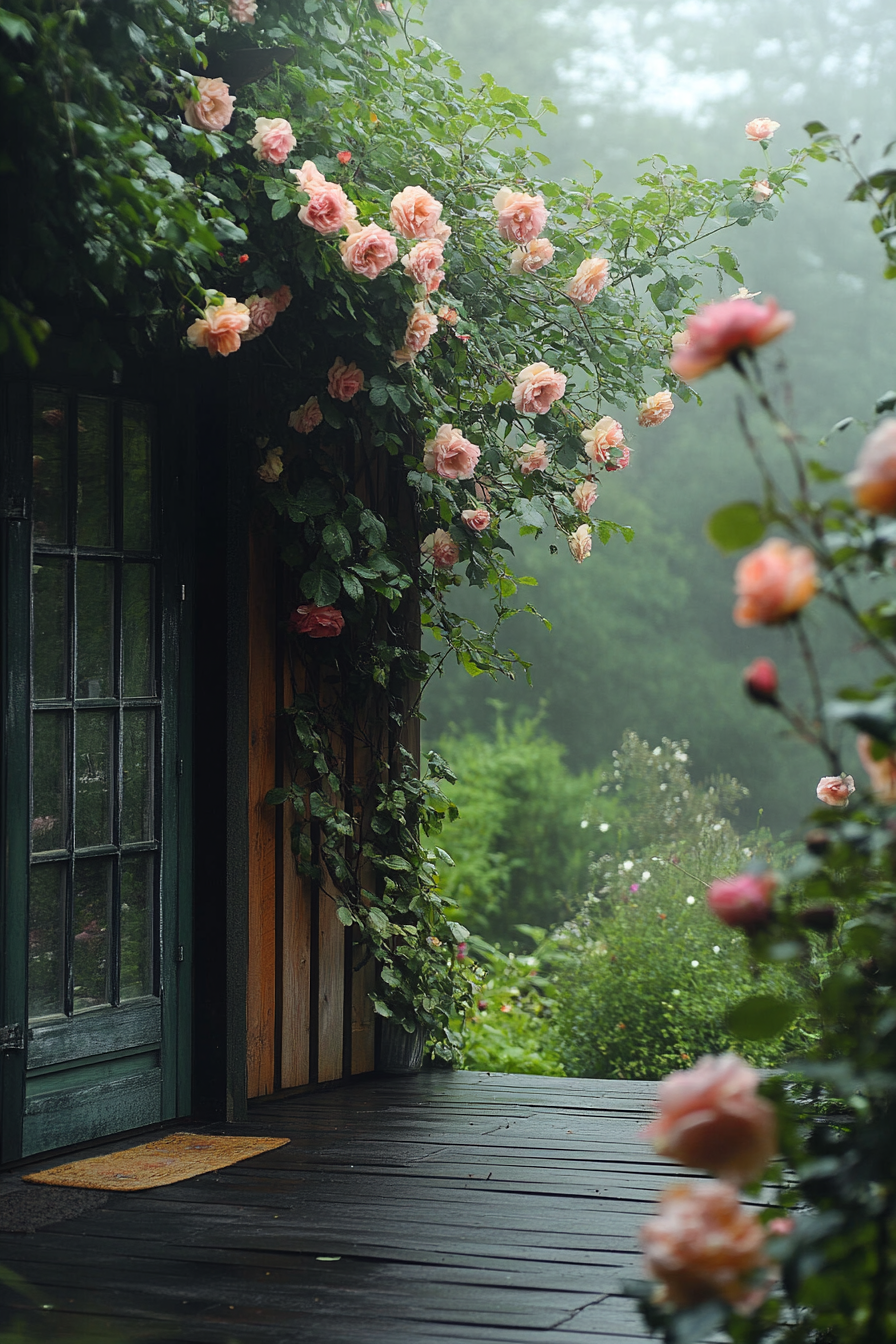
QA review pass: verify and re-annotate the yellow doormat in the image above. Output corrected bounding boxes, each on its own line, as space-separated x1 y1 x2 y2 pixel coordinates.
21 1132 290 1191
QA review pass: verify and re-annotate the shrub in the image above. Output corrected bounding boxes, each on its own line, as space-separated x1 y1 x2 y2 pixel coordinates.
460 929 566 1075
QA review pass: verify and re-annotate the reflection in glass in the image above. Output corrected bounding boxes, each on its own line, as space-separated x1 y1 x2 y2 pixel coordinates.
32 387 68 545
32 712 68 853
123 403 153 552
33 557 69 700
76 560 114 698
121 855 154 1000
72 858 112 1011
122 564 154 698
122 711 154 843
76 397 112 548
28 863 67 1019
75 712 114 849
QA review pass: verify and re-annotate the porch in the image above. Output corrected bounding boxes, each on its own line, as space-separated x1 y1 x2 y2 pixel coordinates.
0 1070 667 1344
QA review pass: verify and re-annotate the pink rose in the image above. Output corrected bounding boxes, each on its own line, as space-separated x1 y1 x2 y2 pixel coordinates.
243 294 278 339
438 305 459 326
816 774 855 807
288 604 345 638
421 529 459 569
565 256 610 305
461 508 491 533
752 179 773 203
572 480 598 513
766 1218 795 1237
733 538 818 627
637 390 674 427
745 117 780 142
299 184 357 236
288 398 322 434
847 418 896 516
856 733 896 804
186 296 250 357
389 185 445 240
228 0 257 19
183 77 235 133
493 187 548 244
670 297 794 381
568 524 592 563
580 416 625 464
257 447 284 483
423 425 481 480
327 357 365 402
249 117 296 165
516 440 549 475
292 160 328 193
743 657 779 706
511 363 567 416
605 444 631 472
340 223 399 279
402 239 446 292
707 872 777 931
264 285 293 312
402 302 439 355
509 238 554 274
643 1054 778 1184
640 1181 771 1312
337 150 352 165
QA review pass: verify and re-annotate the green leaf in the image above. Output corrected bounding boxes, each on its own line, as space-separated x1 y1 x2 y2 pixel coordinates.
727 995 798 1040
335 906 354 926
271 197 293 221
322 521 352 562
359 510 388 548
0 9 34 41
803 120 829 136
264 787 290 806
491 381 513 404
714 248 744 285
705 501 765 553
301 567 342 607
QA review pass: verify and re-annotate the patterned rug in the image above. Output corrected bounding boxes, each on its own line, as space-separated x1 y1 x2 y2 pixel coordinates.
21 1132 289 1191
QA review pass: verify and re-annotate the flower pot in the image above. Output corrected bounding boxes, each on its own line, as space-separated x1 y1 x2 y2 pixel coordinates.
377 1019 425 1075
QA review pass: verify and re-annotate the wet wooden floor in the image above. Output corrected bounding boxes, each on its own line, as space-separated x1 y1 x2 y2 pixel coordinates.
0 1070 673 1344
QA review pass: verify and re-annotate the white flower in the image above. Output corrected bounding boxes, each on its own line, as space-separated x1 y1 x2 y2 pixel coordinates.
622 860 634 872
672 989 681 997
598 822 610 833
713 945 721 953
641 871 651 881
686 896 695 906
691 960 700 968
580 819 589 829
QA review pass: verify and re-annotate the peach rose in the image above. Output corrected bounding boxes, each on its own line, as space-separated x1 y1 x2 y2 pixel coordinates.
421 529 460 569
340 222 399 279
847 418 896 515
568 524 592 563
516 440 549 475
249 117 296 165
565 256 610 305
183 77 235 132
390 186 445 240
438 305 459 325
856 733 896 803
257 447 284 483
186 296 250 357
733 538 818 627
228 0 257 19
288 398 323 434
707 872 777 931
752 179 773 203
671 298 794 381
637 390 674 427
265 285 293 312
509 238 555 275
640 1181 771 1312
461 508 491 533
327 357 365 402
572 480 598 513
494 188 548 244
581 416 625 464
511 363 567 416
299 183 357 236
402 239 446 292
291 160 327 193
423 425 481 480
243 294 278 338
816 774 855 807
745 117 780 142
403 302 439 355
391 345 415 365
643 1054 778 1184
288 604 345 638
605 444 630 472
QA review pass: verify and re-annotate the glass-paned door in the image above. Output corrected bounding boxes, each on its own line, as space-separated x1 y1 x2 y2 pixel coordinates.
13 386 182 1156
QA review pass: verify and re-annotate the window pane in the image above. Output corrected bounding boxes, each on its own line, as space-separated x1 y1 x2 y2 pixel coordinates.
76 396 112 548
122 710 155 844
76 560 114 699
75 711 114 849
72 858 112 1011
33 556 69 701
122 564 154 698
32 712 68 853
120 855 154 1001
28 863 67 1020
32 387 68 545
122 403 153 552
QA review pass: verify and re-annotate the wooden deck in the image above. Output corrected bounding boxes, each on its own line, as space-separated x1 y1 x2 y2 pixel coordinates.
0 1071 674 1344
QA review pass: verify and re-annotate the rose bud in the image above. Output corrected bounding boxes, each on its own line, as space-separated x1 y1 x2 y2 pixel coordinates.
707 872 777 931
743 656 779 706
